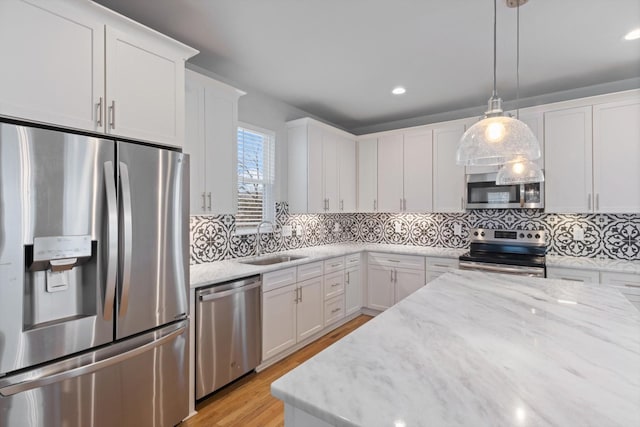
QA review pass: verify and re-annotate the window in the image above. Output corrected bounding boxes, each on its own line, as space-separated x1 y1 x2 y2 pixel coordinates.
236 123 275 231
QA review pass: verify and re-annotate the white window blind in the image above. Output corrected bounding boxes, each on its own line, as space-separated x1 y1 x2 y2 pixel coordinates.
237 124 275 229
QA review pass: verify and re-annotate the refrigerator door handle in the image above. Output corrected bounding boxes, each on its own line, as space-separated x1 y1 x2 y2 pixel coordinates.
119 162 133 317
0 323 186 397
103 161 118 321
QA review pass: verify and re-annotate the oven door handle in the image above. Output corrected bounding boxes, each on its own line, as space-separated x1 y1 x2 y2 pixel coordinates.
459 261 544 276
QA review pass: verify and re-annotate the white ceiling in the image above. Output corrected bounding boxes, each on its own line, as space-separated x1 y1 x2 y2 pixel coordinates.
94 0 640 133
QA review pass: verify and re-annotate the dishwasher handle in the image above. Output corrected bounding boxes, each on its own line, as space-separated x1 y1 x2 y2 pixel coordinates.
199 280 262 302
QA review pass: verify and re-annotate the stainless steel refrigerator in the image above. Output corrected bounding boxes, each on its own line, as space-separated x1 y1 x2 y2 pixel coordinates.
0 122 190 427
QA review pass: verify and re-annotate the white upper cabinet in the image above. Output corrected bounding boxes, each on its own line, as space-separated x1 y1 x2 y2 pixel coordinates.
593 97 640 213
377 132 404 212
357 138 378 212
338 135 357 212
0 0 197 147
184 70 244 214
0 0 104 132
544 106 593 213
287 118 357 213
403 129 433 212
433 121 466 212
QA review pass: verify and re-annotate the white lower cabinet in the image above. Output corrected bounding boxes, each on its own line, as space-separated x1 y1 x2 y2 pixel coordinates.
367 253 426 311
262 266 323 361
425 257 459 283
546 266 600 283
345 254 362 317
323 258 346 327
600 271 640 311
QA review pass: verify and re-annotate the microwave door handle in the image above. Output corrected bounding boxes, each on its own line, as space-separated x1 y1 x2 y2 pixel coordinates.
119 162 133 317
103 161 118 321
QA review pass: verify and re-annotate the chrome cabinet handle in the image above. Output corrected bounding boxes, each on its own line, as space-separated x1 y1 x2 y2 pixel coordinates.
331 307 341 314
201 192 206 211
199 281 262 302
118 162 133 317
207 192 212 211
346 271 350 284
390 270 393 282
299 286 303 303
387 259 400 263
103 161 118 321
403 198 407 211
109 100 116 129
595 193 599 211
400 198 403 211
588 194 592 210
331 282 340 287
373 199 377 211
393 269 397 283
461 197 464 210
96 97 103 127
340 199 344 211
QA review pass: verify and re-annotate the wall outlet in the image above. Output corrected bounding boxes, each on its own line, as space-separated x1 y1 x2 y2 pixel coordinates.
394 221 402 233
572 226 584 241
453 223 462 236
333 223 340 232
281 225 292 237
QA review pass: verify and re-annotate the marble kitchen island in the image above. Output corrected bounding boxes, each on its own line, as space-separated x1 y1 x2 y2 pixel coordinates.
271 270 640 427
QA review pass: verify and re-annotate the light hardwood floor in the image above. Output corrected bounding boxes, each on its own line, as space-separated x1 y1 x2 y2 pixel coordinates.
182 315 373 427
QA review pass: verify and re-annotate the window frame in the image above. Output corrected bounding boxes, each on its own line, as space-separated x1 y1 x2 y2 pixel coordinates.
235 121 276 235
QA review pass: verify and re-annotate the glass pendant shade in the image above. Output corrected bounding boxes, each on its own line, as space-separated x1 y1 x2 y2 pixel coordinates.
496 156 545 184
456 111 541 166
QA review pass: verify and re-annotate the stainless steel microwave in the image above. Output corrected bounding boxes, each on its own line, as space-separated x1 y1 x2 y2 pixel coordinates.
465 172 544 209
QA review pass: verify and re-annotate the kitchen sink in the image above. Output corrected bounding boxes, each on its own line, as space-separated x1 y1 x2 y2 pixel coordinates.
239 255 307 266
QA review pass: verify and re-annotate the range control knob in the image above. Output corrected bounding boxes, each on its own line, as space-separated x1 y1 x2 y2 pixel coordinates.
535 233 541 239
474 231 479 236
519 233 525 238
480 232 485 237
527 233 533 238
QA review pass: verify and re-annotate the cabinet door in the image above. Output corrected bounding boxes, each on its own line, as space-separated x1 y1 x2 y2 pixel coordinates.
338 136 357 212
519 111 544 169
358 138 378 212
184 77 206 213
323 132 339 212
297 277 324 342
544 106 593 213
403 130 433 212
377 133 404 212
367 265 394 311
433 123 466 212
593 98 640 213
262 285 297 360
307 124 325 212
105 26 185 147
0 0 104 132
395 268 426 303
345 267 362 316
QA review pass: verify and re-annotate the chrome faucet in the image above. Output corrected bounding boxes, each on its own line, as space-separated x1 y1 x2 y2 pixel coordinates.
255 220 275 256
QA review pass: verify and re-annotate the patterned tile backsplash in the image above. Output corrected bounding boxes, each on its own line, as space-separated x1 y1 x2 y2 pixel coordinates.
190 202 640 264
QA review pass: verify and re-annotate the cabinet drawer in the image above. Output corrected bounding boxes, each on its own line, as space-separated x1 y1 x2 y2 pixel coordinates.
368 252 425 270
425 256 459 272
297 261 324 281
323 271 345 299
324 256 345 274
345 253 361 267
546 267 599 284
600 271 640 288
324 294 345 326
263 267 297 292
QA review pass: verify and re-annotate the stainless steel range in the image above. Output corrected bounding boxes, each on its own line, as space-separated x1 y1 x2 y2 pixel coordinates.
459 228 547 278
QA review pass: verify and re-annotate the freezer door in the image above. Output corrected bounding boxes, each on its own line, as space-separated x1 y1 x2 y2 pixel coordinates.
116 142 189 339
0 123 115 375
0 320 189 427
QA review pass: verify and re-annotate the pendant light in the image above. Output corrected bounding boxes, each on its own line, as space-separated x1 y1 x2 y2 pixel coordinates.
496 0 545 184
456 0 541 166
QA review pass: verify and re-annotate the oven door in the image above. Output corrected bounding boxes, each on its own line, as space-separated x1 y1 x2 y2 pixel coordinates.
465 173 544 209
459 260 546 278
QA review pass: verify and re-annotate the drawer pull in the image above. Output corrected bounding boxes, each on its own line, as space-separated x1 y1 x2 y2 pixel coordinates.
387 259 400 263
331 263 341 268
331 308 341 314
331 283 341 287
432 264 449 268
623 284 640 288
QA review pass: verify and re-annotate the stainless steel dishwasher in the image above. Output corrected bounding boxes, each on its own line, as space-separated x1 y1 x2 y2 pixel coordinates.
196 275 262 399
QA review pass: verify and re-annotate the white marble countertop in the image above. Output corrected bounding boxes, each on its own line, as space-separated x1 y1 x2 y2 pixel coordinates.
189 243 466 288
547 254 640 274
271 270 640 427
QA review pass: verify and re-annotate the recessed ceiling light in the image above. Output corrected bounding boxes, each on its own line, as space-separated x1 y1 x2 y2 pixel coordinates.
624 28 640 40
391 87 406 95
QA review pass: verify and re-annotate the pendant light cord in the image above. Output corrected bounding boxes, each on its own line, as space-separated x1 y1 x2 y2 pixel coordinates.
516 1 520 119
492 0 497 97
